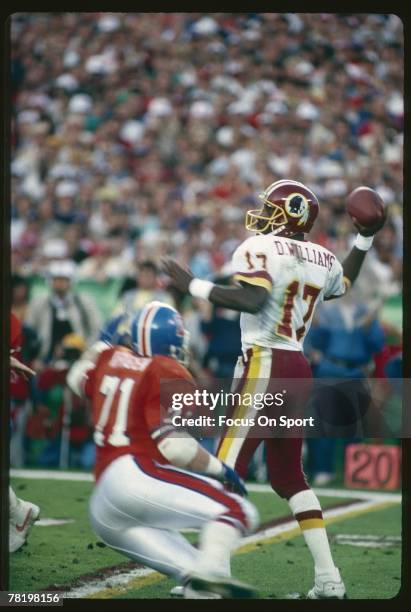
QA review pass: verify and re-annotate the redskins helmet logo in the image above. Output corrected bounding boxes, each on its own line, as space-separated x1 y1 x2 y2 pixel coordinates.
284 193 309 226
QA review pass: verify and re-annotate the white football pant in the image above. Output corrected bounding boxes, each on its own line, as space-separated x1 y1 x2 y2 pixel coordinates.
89 454 258 580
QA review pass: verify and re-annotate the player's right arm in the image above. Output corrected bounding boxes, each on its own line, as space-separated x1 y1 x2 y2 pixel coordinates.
207 237 273 313
67 316 130 398
144 360 247 496
207 281 268 314
163 238 270 314
67 341 110 398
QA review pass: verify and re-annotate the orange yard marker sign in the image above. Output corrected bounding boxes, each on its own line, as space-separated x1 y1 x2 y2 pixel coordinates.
345 444 401 490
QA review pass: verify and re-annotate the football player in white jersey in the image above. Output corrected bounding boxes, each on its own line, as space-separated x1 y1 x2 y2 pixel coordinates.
163 179 386 599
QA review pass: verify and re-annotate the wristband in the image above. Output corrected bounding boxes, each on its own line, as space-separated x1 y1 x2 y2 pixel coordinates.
354 234 374 251
188 278 214 300
204 454 224 477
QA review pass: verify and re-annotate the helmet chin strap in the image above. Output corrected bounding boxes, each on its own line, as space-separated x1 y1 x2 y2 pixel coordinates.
270 225 286 236
256 223 286 235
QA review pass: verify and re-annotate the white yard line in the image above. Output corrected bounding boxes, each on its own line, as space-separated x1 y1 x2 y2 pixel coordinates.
10 469 94 481
236 498 395 549
332 534 401 548
11 468 402 503
64 568 154 599
36 518 75 527
62 496 399 599
248 483 402 502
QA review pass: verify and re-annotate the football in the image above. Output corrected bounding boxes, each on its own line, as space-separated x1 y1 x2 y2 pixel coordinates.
346 186 385 227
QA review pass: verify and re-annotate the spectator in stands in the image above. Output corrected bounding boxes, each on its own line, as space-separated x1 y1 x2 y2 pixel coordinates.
25 259 102 363
305 294 386 485
113 259 174 315
11 274 30 321
77 241 115 282
26 333 94 469
10 14 403 287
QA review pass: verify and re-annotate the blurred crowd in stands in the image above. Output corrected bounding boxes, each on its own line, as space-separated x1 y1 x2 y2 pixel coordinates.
10 13 403 481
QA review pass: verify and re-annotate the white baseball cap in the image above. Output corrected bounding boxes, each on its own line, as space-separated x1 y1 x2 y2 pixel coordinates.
98 14 121 32
120 120 145 143
55 180 78 198
55 73 79 91
147 97 172 117
48 259 77 279
42 239 69 259
295 101 320 121
68 94 93 114
189 100 214 119
192 17 218 35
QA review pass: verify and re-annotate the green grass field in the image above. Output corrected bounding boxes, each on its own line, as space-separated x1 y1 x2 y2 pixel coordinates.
9 476 401 599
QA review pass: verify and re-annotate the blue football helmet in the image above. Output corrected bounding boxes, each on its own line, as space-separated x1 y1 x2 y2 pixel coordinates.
130 301 189 365
99 313 132 347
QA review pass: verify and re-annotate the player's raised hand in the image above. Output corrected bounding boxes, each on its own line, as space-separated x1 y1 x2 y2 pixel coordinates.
346 186 387 237
351 213 387 237
162 258 194 293
220 463 248 497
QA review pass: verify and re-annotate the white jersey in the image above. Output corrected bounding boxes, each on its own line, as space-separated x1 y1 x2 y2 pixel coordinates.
231 234 346 353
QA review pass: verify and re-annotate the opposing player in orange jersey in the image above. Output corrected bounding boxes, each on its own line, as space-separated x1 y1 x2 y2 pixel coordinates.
67 302 259 599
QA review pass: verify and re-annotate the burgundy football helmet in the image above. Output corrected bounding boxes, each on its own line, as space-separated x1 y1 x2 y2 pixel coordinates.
245 179 320 237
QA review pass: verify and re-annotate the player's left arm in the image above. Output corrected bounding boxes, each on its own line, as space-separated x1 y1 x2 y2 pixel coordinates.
324 213 387 301
154 427 247 496
144 363 248 495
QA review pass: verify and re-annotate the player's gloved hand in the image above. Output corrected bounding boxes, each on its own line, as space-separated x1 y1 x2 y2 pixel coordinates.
220 463 248 497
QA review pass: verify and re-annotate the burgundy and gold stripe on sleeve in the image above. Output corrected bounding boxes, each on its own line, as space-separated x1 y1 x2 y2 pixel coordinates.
234 270 273 293
294 509 324 531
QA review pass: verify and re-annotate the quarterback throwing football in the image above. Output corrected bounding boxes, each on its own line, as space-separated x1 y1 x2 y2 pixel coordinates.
163 179 386 599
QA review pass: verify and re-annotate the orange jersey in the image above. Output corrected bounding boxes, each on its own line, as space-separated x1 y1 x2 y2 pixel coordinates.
84 346 195 481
